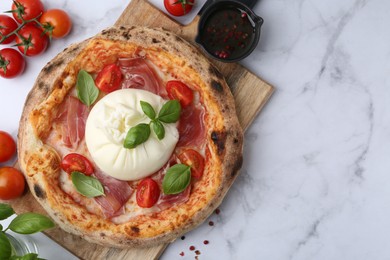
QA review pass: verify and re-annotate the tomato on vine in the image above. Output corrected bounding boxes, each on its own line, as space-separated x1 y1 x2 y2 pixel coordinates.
40 9 72 39
15 24 48 56
0 15 18 44
11 0 44 24
164 0 194 16
0 48 25 79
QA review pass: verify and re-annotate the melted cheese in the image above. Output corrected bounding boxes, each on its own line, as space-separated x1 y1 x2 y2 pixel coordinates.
85 89 179 181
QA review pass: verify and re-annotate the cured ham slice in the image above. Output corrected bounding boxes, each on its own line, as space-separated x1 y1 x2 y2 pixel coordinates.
178 104 205 148
157 185 191 211
56 96 89 149
118 57 164 96
94 169 133 218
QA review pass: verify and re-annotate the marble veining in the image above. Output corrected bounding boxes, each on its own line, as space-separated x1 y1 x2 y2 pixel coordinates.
1 0 390 259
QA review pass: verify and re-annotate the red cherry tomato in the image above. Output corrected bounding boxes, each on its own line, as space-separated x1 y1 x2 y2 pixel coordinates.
11 0 44 24
166 80 194 108
178 149 205 178
164 0 194 17
39 9 72 39
136 178 160 208
15 24 48 56
95 64 123 93
0 167 25 200
0 131 16 163
0 48 26 79
0 15 18 44
61 153 94 176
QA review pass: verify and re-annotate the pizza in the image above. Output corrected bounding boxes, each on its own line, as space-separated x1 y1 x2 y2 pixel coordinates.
17 26 243 248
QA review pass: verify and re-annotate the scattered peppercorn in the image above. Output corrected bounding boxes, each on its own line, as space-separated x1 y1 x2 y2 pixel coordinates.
215 208 220 215
203 240 209 245
181 236 185 240
195 250 201 255
180 252 185 256
208 221 214 226
189 245 196 251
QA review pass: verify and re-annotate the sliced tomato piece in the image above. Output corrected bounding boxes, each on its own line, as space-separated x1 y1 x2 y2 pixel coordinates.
136 178 160 208
166 80 194 108
61 153 94 176
178 149 205 179
95 63 123 93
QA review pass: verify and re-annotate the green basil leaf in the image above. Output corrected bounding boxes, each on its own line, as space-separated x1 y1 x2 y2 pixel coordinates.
71 172 105 198
0 203 14 220
151 120 165 140
124 123 151 149
140 101 156 120
10 253 39 260
9 213 55 235
158 100 181 123
76 70 99 106
162 164 191 195
0 232 11 259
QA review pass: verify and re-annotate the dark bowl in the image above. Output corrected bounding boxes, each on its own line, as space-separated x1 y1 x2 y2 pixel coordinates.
195 0 263 63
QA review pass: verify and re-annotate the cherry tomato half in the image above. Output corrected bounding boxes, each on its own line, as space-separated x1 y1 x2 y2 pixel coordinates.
0 48 26 79
95 64 123 93
166 80 194 108
178 149 205 179
61 153 94 176
11 0 44 24
0 131 16 162
164 0 194 17
136 178 160 208
39 9 72 39
0 167 25 200
15 24 49 56
0 15 18 44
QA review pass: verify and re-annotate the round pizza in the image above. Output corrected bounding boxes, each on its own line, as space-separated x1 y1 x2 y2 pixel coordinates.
18 26 243 248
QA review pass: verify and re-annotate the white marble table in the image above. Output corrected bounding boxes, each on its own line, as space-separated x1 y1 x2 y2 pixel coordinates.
1 0 390 259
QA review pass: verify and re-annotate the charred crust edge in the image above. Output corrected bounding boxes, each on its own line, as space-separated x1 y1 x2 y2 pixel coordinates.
34 184 46 199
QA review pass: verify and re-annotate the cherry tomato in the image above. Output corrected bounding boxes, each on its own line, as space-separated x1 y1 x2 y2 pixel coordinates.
166 80 194 108
95 64 123 93
0 48 26 79
0 131 16 162
15 24 48 56
164 0 194 16
39 9 72 39
61 153 94 176
0 167 25 200
178 149 205 178
11 0 44 24
136 178 160 208
0 15 18 44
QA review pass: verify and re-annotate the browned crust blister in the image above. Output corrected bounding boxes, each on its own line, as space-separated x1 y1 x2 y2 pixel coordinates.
18 26 243 248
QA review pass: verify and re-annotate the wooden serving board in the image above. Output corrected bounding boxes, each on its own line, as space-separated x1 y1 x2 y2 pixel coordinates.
10 0 274 259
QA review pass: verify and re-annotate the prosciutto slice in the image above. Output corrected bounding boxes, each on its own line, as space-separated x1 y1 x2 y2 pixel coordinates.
56 96 89 149
157 185 191 211
118 57 164 96
178 103 206 148
94 169 133 218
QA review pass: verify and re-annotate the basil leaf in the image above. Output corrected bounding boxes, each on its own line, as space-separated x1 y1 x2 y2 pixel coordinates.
76 70 99 106
140 101 156 120
10 253 39 260
124 123 151 149
151 120 165 140
9 213 55 234
0 232 11 259
0 203 14 220
158 100 181 123
162 164 191 195
71 172 105 198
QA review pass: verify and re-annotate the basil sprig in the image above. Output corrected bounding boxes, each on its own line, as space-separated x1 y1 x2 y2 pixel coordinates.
71 172 105 198
124 100 181 149
0 203 54 259
76 70 99 106
8 213 55 234
162 164 191 195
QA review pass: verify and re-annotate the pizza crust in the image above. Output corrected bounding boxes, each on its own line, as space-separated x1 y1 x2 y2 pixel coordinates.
18 26 243 248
